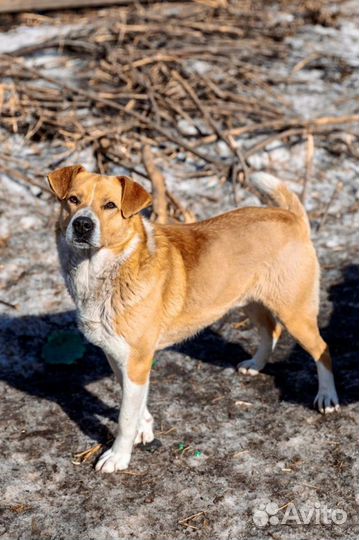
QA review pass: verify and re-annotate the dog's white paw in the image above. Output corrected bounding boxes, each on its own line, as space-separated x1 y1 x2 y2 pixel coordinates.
237 358 264 376
95 448 130 473
314 389 340 414
134 419 155 445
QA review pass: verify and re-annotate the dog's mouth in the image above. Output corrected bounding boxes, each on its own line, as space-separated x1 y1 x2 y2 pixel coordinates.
65 230 101 250
69 236 101 250
71 237 93 248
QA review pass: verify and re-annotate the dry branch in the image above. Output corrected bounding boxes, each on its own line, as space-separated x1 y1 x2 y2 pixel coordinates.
302 131 314 204
0 0 136 13
142 145 168 224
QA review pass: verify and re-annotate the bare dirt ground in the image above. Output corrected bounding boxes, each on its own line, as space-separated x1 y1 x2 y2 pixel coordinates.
0 1 358 539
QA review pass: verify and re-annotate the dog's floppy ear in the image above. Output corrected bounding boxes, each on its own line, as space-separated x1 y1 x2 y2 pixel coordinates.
118 176 152 218
47 165 85 199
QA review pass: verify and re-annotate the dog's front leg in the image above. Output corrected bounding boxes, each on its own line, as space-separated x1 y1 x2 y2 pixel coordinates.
104 353 155 446
96 351 152 473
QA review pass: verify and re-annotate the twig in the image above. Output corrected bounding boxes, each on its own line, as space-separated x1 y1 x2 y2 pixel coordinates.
301 131 314 204
292 52 321 74
142 145 168 224
0 299 18 310
233 450 249 458
166 190 196 223
316 181 343 232
72 443 105 464
0 164 52 195
157 426 176 435
229 115 359 138
244 128 306 158
178 511 206 525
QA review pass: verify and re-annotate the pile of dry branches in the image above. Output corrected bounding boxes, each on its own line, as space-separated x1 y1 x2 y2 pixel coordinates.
0 0 357 222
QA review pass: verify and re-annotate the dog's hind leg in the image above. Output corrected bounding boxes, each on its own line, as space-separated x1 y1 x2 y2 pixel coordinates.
238 302 282 375
278 311 339 413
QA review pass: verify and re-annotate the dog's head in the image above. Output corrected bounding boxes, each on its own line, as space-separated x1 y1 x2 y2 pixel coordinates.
48 165 152 250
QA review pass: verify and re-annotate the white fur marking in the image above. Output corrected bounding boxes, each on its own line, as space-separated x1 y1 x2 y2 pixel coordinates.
69 249 128 362
96 374 150 473
250 172 281 195
238 358 262 376
117 234 140 265
134 407 154 445
142 218 156 254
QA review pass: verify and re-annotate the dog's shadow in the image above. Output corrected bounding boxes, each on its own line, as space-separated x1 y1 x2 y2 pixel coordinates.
0 310 117 443
0 264 357 443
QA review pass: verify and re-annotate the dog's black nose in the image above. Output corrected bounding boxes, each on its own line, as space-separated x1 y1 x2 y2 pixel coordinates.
73 216 94 237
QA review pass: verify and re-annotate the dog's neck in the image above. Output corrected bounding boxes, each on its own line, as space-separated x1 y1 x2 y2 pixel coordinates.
55 215 154 306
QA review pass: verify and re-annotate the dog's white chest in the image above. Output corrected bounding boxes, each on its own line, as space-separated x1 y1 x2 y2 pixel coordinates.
63 249 126 361
57 240 129 365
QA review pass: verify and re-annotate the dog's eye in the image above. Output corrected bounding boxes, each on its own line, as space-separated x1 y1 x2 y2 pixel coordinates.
104 202 117 210
68 195 80 205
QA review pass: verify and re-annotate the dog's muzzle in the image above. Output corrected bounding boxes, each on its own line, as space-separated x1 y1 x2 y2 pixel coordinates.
73 216 94 241
66 208 101 249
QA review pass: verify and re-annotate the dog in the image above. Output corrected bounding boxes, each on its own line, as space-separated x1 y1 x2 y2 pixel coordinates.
47 165 339 473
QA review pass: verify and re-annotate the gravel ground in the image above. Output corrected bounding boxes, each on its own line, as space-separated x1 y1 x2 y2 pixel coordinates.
0 2 358 539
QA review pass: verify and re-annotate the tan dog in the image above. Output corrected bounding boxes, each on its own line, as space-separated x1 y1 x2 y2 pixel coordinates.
48 165 339 473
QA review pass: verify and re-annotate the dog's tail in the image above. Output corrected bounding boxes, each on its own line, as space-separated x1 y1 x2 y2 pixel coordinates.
250 172 310 235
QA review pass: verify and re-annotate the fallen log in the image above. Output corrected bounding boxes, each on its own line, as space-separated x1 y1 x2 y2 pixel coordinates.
0 0 136 14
